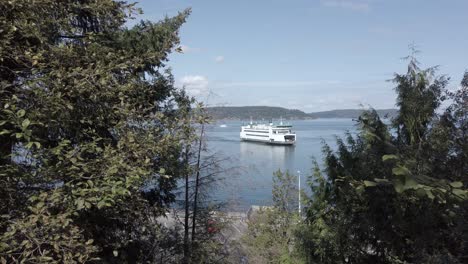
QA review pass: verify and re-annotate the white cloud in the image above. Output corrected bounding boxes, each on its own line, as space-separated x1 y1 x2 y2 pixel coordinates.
179 44 201 53
320 0 371 12
179 75 209 96
214 55 225 63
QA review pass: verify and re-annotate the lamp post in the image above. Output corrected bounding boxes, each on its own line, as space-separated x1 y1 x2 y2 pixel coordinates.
297 170 301 215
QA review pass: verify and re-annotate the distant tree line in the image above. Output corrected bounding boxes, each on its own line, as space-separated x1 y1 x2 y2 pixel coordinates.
308 109 398 119
206 106 312 120
206 106 398 120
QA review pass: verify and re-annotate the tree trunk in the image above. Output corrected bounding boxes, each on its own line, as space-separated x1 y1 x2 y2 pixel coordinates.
183 146 191 264
191 123 205 242
0 136 12 166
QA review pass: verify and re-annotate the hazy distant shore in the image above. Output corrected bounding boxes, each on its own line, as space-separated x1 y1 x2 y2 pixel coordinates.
206 106 398 120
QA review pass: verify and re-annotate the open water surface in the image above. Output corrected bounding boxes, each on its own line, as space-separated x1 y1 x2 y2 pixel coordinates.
204 119 358 211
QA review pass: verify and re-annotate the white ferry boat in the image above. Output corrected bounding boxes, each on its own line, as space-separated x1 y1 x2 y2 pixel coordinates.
240 119 296 145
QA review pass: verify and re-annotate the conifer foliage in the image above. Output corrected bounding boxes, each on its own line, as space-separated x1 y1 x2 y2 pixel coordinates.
0 1 194 262
300 58 467 263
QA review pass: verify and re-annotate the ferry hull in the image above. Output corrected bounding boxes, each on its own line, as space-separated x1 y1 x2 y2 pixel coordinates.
240 137 295 145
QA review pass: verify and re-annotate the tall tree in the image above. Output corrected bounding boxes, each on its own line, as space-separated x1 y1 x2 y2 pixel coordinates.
300 57 467 263
0 1 196 262
192 107 208 242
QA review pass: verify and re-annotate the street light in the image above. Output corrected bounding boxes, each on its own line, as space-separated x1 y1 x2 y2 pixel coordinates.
297 170 301 215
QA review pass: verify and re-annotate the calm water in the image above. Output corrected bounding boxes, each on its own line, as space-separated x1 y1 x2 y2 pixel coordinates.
204 119 358 211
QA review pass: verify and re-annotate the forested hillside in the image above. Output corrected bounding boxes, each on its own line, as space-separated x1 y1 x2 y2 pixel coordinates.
206 106 398 120
308 108 398 119
206 106 312 120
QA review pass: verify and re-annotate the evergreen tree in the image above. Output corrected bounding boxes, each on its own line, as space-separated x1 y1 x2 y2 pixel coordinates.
300 58 467 263
0 1 197 262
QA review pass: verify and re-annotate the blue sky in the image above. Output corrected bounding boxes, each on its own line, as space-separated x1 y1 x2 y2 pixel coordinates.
135 0 468 112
